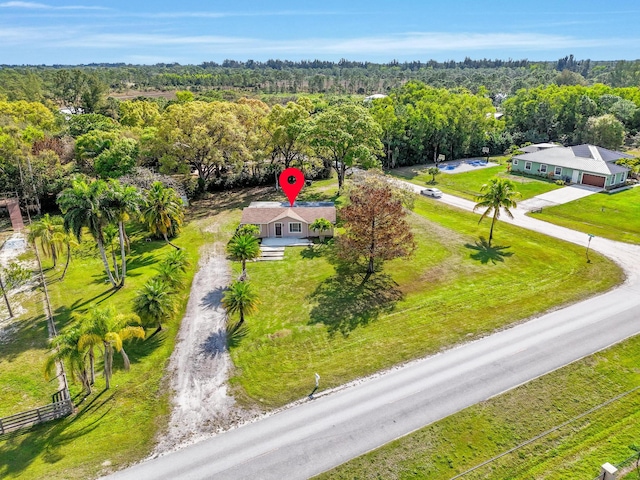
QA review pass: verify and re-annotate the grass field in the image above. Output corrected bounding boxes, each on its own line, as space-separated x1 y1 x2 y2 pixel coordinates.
0 177 626 479
228 182 622 408
0 212 220 480
317 334 640 480
390 164 561 200
533 187 640 245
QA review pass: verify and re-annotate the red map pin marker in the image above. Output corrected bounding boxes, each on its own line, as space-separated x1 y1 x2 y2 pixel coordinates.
279 168 305 206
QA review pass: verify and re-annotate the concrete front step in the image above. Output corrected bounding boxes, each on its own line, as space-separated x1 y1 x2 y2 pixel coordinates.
258 256 284 261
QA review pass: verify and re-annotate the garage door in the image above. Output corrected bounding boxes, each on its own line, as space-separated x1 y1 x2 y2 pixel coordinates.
581 173 606 188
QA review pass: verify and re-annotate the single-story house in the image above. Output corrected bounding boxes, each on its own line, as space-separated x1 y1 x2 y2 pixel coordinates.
240 201 336 239
511 144 633 189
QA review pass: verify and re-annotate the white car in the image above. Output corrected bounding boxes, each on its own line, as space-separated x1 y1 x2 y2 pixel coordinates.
421 187 443 198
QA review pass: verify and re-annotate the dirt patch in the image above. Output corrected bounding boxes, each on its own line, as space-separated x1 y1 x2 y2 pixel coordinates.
152 241 261 455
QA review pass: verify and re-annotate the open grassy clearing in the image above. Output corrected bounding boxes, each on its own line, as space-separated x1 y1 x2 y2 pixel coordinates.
390 163 561 201
228 183 622 408
317 334 640 480
0 268 56 417
0 212 223 480
532 187 640 245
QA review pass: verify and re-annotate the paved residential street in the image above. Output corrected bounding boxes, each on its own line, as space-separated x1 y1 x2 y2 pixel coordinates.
106 180 640 480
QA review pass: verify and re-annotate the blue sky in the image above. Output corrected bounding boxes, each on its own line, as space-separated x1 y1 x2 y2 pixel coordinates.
0 0 638 65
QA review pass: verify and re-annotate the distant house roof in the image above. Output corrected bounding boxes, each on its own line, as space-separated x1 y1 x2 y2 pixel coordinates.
513 144 633 175
364 94 388 102
240 202 336 225
520 143 561 153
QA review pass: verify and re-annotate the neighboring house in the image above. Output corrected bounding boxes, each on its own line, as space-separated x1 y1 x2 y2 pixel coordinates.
240 201 336 239
511 144 632 189
519 142 561 154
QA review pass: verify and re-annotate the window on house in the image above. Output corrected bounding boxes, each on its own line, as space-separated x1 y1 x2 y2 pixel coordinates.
289 223 302 233
554 166 562 176
513 159 519 166
540 164 548 173
525 162 532 171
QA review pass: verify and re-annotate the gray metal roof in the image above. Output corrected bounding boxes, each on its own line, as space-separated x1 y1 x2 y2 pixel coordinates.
513 145 631 176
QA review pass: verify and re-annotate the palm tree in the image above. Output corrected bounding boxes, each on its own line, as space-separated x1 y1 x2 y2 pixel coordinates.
28 214 64 268
104 224 120 283
105 180 141 287
44 326 91 395
57 179 118 287
140 182 184 250
222 280 259 332
78 307 145 390
58 230 78 281
227 233 260 281
153 262 186 292
473 178 520 246
310 218 333 242
133 278 176 333
163 248 191 274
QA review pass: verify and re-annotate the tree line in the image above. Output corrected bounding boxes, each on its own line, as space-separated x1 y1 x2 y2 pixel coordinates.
3 57 640 101
2 80 640 216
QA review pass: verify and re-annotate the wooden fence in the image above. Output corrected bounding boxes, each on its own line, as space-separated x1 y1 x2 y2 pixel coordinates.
0 389 73 435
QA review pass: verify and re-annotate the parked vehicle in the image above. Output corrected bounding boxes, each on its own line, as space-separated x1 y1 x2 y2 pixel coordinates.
421 187 443 198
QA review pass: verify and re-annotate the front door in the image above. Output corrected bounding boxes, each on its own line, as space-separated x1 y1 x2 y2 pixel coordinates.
275 223 282 237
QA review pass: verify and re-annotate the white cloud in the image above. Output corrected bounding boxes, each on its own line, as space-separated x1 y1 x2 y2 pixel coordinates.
0 1 108 10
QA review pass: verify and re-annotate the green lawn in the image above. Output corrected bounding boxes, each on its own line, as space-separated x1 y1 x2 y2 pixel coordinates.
390 164 561 200
0 212 224 480
317 334 640 480
533 187 640 245
228 187 622 408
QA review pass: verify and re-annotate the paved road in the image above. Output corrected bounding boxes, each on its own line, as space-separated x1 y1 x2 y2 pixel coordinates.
107 182 640 480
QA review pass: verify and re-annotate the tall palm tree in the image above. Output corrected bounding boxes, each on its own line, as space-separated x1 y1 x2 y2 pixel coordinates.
57 179 118 287
473 178 520 246
44 326 91 395
140 182 184 250
28 214 64 268
133 278 176 333
227 233 260 281
78 307 145 390
58 229 78 281
104 224 120 283
105 180 141 287
222 280 259 332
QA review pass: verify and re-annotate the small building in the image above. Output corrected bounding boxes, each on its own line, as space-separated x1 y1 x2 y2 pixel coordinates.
240 201 336 239
511 144 632 189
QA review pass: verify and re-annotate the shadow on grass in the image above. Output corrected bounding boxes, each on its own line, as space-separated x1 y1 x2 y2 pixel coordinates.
464 237 514 264
226 323 248 348
308 273 403 336
126 331 166 365
0 389 115 476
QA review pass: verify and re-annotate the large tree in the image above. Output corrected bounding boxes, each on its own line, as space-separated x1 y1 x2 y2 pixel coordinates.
473 178 520 246
306 103 383 190
583 114 626 149
337 177 416 283
156 101 247 183
57 179 118 287
264 98 312 169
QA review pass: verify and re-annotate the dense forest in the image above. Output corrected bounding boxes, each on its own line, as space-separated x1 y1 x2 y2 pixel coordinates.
1 56 639 214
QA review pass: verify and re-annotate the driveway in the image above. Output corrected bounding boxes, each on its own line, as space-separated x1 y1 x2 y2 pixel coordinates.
105 178 640 480
518 184 602 211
